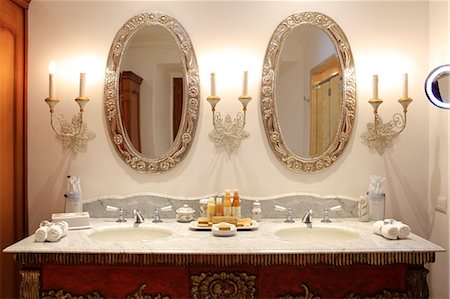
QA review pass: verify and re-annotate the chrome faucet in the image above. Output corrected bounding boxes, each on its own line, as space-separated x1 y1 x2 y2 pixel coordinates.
132 209 144 224
302 209 313 228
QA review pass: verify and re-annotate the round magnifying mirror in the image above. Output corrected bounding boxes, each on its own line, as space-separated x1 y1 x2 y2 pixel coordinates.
425 64 450 109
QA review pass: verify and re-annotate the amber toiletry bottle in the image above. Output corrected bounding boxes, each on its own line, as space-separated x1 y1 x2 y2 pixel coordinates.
223 190 232 216
215 197 224 216
232 189 241 220
207 197 216 220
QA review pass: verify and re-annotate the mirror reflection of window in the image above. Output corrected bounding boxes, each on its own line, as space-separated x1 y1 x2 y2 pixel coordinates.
120 26 183 158
277 25 341 158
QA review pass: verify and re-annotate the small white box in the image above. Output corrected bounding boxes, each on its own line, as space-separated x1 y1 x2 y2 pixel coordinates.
52 212 91 229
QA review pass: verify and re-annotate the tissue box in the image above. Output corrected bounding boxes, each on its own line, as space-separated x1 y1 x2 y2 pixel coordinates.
52 212 90 229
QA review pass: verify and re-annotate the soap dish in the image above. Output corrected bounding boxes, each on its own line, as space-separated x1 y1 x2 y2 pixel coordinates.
212 222 237 237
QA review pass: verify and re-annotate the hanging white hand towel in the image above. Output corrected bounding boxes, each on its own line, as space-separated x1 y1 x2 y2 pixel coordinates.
34 226 48 242
394 221 410 239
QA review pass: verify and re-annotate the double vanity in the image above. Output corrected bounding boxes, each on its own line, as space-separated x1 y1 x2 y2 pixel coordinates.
5 214 444 298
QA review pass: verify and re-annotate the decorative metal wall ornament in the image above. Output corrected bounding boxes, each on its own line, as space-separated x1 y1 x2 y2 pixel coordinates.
208 113 250 154
191 272 256 299
104 12 200 173
260 12 356 173
360 114 404 155
53 113 96 153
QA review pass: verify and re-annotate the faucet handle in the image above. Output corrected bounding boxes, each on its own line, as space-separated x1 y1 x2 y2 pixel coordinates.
274 205 286 212
160 205 173 212
105 205 126 223
321 205 341 223
274 205 295 223
152 205 172 223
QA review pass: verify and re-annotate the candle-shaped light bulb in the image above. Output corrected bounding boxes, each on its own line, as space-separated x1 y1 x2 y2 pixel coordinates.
79 73 86 98
402 73 408 98
372 74 378 99
48 60 57 99
243 71 248 96
210 72 216 97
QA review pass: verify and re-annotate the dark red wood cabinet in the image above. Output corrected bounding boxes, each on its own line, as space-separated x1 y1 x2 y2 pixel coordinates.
15 252 432 298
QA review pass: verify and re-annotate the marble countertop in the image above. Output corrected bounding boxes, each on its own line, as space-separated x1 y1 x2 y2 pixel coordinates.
4 218 445 255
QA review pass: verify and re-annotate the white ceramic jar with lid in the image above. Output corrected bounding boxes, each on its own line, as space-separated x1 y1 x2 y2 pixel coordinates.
176 204 196 222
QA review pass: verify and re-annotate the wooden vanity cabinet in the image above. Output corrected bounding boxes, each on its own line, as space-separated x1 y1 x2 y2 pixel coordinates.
16 252 432 298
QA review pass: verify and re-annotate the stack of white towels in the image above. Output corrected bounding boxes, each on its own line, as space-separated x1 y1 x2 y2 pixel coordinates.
34 220 69 242
372 219 410 240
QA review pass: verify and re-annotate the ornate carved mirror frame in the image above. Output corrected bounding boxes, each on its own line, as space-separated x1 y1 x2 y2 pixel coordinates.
104 12 200 173
261 12 356 173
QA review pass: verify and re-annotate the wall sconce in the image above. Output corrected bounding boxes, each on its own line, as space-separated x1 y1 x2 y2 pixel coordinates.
44 61 95 153
207 71 252 153
361 74 413 154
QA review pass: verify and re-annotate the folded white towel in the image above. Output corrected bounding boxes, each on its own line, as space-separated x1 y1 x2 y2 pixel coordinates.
47 224 63 242
34 227 48 242
381 223 399 240
372 220 384 235
394 221 410 239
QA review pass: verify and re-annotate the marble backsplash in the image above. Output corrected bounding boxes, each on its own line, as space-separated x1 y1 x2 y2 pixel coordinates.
83 193 358 221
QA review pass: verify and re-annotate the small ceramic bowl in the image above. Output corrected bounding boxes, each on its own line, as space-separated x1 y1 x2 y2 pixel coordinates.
176 204 195 223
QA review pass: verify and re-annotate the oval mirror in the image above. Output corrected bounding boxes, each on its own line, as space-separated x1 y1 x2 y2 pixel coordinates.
105 12 200 173
425 64 450 109
261 12 356 172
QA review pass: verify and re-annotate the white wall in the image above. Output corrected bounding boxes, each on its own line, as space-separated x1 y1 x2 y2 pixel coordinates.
28 0 442 289
427 1 449 298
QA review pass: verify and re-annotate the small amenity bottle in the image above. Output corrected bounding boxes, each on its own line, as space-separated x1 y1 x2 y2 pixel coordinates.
232 189 241 220
252 200 262 222
215 197 224 216
207 197 216 221
223 190 232 216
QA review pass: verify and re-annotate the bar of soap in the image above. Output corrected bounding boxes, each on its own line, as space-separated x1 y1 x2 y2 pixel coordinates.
218 223 231 231
52 212 90 229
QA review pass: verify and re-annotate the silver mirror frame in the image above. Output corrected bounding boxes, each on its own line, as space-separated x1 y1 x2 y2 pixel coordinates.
261 12 356 173
105 12 200 173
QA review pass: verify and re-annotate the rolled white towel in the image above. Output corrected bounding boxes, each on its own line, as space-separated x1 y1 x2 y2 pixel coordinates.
381 223 399 240
372 220 384 235
394 221 410 239
47 224 63 242
34 227 48 242
54 221 69 237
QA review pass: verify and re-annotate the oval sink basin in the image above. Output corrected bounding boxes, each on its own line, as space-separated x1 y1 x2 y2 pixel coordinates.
88 226 172 242
275 226 360 243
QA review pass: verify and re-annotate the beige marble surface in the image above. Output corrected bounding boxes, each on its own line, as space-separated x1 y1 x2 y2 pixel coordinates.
4 218 444 255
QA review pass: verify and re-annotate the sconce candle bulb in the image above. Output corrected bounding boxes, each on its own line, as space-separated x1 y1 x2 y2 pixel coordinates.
210 72 216 97
372 74 378 99
79 73 86 98
402 73 408 98
48 60 57 99
362 73 413 154
243 71 248 96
